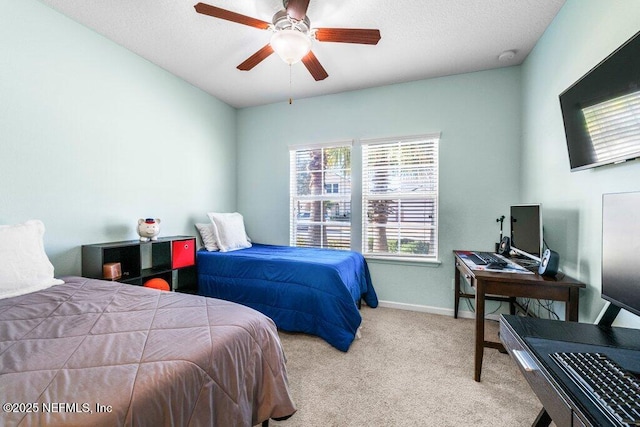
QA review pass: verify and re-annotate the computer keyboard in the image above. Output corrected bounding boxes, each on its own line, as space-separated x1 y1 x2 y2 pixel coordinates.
467 251 507 266
550 352 640 426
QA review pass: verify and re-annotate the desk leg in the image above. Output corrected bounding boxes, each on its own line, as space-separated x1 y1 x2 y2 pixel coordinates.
454 264 461 319
474 278 485 382
566 288 579 321
532 408 552 427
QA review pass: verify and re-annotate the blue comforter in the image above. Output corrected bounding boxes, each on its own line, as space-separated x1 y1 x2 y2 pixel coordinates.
197 244 378 351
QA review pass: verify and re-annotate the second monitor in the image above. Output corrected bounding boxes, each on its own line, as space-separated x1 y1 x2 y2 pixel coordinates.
510 204 543 262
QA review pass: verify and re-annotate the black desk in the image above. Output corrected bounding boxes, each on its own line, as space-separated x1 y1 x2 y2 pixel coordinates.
500 315 640 427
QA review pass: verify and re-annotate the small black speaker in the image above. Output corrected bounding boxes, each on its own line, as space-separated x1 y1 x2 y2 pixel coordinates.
498 237 510 255
538 249 559 276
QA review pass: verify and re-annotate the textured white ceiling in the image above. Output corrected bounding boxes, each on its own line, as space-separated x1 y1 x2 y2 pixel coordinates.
40 0 565 108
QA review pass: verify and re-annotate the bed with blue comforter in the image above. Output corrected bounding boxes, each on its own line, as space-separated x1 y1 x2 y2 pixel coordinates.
197 244 378 351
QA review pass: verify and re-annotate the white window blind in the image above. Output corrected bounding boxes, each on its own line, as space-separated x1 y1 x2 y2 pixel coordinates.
289 143 351 250
362 135 439 259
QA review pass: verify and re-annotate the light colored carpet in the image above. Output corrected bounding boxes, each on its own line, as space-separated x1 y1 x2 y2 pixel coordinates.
272 306 545 426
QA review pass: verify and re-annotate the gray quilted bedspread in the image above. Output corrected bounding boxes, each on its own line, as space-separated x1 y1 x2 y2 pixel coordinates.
0 276 295 426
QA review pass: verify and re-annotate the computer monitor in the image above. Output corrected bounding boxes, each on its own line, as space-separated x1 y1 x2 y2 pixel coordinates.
602 192 640 318
510 204 543 262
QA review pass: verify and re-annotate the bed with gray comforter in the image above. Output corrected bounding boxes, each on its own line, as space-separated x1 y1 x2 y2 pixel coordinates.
0 276 296 426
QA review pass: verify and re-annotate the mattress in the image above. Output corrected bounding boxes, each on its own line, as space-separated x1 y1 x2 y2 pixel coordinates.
0 276 295 426
197 244 378 352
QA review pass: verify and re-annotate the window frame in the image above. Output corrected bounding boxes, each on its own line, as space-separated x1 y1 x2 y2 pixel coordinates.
289 141 353 250
360 134 440 262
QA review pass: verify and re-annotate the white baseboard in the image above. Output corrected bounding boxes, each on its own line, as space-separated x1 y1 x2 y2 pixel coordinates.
377 300 503 322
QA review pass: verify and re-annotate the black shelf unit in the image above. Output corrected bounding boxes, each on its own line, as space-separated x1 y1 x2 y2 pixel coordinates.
81 235 197 293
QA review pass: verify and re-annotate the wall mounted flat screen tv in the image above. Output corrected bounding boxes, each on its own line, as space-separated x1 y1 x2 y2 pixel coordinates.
602 192 640 318
559 31 640 172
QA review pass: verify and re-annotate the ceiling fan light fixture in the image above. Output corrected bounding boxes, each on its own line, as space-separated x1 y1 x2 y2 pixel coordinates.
270 29 312 65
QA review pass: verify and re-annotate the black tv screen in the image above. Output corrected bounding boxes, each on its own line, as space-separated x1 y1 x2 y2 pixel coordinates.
559 31 640 172
602 192 640 318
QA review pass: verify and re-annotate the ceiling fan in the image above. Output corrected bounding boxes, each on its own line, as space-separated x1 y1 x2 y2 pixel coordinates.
194 0 381 81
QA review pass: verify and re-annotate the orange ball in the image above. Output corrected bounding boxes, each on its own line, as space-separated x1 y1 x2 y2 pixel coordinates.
144 278 170 291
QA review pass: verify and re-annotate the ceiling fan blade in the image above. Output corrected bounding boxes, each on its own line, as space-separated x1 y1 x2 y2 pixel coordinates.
237 44 274 71
286 0 311 21
194 3 270 30
302 51 328 81
315 28 381 45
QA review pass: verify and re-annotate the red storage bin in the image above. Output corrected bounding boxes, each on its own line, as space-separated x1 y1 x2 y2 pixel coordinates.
172 239 195 269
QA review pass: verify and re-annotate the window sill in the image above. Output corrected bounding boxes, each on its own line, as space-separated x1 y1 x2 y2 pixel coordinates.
364 255 441 267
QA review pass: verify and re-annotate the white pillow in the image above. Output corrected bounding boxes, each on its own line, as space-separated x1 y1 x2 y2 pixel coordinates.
0 220 64 299
195 223 219 251
206 212 252 252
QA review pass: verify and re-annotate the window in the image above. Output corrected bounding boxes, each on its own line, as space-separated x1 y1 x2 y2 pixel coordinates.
324 183 339 194
362 135 439 259
290 143 351 249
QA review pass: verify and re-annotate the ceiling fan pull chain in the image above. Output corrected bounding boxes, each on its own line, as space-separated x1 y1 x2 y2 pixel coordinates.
289 64 293 104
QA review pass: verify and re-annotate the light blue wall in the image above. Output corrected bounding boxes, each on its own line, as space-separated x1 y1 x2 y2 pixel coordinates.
237 68 522 310
521 0 640 327
0 1 237 275
6 0 638 325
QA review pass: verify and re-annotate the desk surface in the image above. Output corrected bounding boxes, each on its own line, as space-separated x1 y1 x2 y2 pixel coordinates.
501 315 640 427
454 250 585 287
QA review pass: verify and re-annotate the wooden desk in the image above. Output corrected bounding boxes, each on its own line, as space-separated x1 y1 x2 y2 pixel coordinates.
500 315 640 427
453 250 585 382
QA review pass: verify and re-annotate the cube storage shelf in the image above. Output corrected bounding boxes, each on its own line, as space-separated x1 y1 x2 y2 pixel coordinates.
82 235 197 293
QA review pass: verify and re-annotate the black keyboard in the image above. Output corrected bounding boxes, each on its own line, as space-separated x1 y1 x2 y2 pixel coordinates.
550 352 640 426
467 251 507 266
